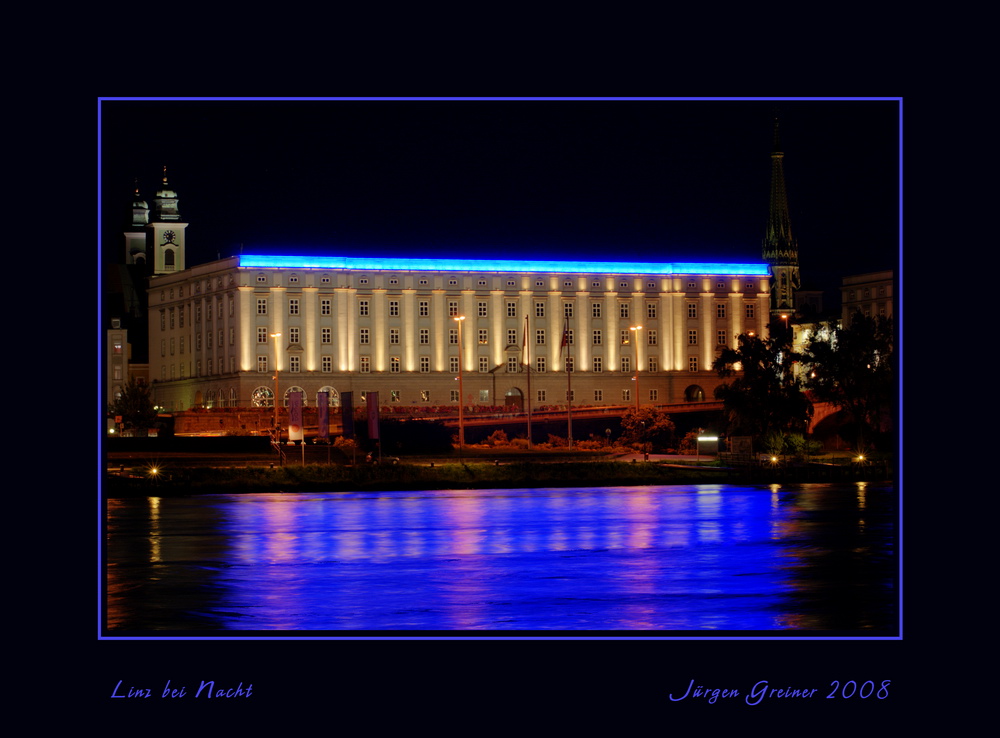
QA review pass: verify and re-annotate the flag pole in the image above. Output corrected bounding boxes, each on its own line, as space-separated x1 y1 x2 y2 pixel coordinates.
524 314 532 448
562 318 573 449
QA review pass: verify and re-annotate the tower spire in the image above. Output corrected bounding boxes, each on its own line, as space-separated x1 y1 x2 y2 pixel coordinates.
763 116 801 319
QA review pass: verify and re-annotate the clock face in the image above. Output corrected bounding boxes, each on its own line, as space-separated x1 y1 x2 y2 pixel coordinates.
162 230 176 243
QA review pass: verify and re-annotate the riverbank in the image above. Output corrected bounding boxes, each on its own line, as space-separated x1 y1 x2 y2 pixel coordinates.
103 458 892 497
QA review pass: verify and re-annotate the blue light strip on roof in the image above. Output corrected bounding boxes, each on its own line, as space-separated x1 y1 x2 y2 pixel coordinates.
238 254 769 276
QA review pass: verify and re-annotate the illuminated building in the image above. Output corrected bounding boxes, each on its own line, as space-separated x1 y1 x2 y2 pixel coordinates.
146 250 771 413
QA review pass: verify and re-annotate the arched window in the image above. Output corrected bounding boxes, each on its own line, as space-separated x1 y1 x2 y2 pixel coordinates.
318 386 340 406
251 386 274 407
684 385 705 402
284 386 306 406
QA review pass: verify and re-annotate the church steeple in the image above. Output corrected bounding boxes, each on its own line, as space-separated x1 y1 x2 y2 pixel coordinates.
763 117 801 318
146 166 188 275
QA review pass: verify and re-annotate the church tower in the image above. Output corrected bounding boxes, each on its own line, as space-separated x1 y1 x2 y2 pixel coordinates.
146 166 188 275
763 118 801 319
124 178 149 267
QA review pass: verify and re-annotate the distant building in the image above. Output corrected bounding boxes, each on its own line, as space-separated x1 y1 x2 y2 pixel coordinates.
841 271 894 324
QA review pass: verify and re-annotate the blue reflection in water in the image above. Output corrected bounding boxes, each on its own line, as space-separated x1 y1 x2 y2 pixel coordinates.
105 483 896 633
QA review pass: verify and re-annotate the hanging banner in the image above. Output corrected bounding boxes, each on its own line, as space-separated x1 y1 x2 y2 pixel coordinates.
289 391 304 442
317 392 329 441
367 391 380 440
342 392 354 438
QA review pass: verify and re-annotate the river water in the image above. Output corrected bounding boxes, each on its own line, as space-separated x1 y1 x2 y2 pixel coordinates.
104 482 897 635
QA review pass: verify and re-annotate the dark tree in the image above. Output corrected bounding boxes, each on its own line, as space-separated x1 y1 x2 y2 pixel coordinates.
619 406 676 451
801 312 894 449
109 378 159 430
712 332 812 440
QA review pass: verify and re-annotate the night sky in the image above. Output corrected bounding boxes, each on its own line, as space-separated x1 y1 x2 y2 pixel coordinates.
100 98 900 304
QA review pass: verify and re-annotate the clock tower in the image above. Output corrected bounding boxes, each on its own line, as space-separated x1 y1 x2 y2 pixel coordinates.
146 166 187 275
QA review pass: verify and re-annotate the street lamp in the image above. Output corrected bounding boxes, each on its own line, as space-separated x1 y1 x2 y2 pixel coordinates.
270 332 282 440
629 325 642 411
454 316 465 459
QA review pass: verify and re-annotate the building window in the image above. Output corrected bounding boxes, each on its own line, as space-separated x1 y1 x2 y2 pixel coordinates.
620 330 630 346
257 274 267 284
450 357 459 373
622 389 631 402
390 357 400 373
565 357 574 373
478 329 488 345
649 389 658 401
507 356 519 373
593 357 603 373
449 300 459 317
564 302 574 318
359 277 369 286
451 390 460 402
594 389 604 402
286 298 298 316
289 356 300 373
717 303 727 319
420 279 429 286
258 327 268 343
687 303 697 318
619 303 630 319
479 357 489 373
745 303 755 319
360 357 370 373
322 327 332 344
507 328 517 345
322 276 331 284
593 330 602 345
506 301 517 318
419 301 429 316
390 329 400 344
717 330 728 345
420 329 430 344
647 303 657 319
360 328 369 344
449 278 458 286
648 357 658 373
536 329 545 345
257 299 267 315
322 356 332 372
689 356 698 372
289 327 299 344
537 389 546 402
391 390 401 402
535 302 545 318
421 390 430 401
536 357 545 373
479 279 487 287
419 357 430 373
321 299 331 316
358 300 368 317
389 300 399 317
478 302 488 317
257 355 268 372
647 329 657 346
688 330 698 345
621 356 631 373
449 328 458 345
507 279 516 287
592 303 602 318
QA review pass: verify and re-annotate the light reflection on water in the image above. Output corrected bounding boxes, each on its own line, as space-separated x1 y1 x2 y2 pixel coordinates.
105 483 897 634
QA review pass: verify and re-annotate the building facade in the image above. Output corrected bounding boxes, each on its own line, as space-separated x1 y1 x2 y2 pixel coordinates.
841 271 893 324
147 254 771 414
